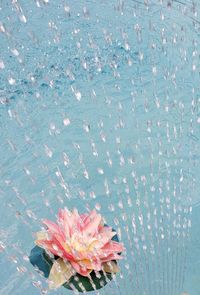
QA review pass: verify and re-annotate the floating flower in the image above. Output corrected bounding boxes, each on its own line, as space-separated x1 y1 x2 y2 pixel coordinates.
32 208 124 290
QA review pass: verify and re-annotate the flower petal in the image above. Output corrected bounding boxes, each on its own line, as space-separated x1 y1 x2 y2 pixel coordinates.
59 208 81 237
42 219 65 240
35 239 63 257
82 210 96 227
42 219 60 233
36 231 49 240
100 253 123 262
96 231 117 248
51 233 74 260
79 259 102 271
49 258 75 289
102 261 120 273
58 209 70 238
35 238 74 261
101 241 124 253
80 213 89 222
70 261 92 277
83 211 102 236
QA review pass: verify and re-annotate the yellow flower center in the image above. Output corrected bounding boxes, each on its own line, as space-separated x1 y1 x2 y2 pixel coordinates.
67 233 98 254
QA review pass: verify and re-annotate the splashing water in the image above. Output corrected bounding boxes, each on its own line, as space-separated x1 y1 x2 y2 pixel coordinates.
0 0 200 294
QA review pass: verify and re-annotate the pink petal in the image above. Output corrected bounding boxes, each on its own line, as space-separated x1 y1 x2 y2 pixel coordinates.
36 240 63 257
58 209 64 222
79 213 89 230
83 211 102 236
101 241 124 253
97 231 117 247
42 219 65 240
51 234 74 260
70 261 91 277
82 210 97 227
37 233 74 261
80 213 89 221
72 208 80 220
79 259 102 271
73 208 87 232
58 209 71 238
99 225 113 233
57 209 65 225
42 219 61 234
58 208 80 238
100 253 123 262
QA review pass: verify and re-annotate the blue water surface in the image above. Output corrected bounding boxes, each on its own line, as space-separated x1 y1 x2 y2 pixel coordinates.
0 1 200 295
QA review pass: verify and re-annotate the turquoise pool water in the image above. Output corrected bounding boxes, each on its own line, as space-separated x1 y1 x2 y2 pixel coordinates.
0 1 200 294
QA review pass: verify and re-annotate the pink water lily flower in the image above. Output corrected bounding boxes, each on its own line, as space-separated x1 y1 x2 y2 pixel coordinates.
36 208 124 277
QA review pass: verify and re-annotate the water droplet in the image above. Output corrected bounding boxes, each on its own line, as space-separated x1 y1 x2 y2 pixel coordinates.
97 168 104 175
83 169 89 179
32 281 42 289
17 266 27 273
0 23 6 33
44 145 53 158
0 241 6 252
8 78 16 85
75 91 81 101
63 118 71 126
95 203 101 211
64 5 70 13
0 60 5 69
152 66 157 75
19 14 27 23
